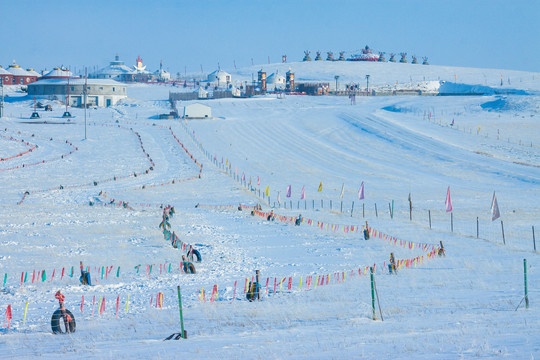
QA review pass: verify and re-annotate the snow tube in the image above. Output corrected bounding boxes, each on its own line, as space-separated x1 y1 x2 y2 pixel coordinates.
190 249 202 262
51 309 76 334
79 271 91 286
246 281 261 302
184 262 196 274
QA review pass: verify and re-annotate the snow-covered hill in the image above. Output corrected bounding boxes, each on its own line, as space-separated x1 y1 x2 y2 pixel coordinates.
0 61 539 359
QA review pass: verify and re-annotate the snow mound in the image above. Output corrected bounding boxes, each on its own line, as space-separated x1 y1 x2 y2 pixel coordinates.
439 82 529 95
481 96 540 113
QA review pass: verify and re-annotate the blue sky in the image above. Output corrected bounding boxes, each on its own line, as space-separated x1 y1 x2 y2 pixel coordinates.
1 0 539 75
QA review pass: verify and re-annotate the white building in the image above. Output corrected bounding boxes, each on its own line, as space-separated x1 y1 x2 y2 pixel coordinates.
207 69 231 84
267 72 286 90
183 103 212 119
154 60 171 82
28 78 127 107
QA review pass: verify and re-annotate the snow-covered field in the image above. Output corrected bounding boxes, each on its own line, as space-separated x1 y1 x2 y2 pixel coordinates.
1 61 539 359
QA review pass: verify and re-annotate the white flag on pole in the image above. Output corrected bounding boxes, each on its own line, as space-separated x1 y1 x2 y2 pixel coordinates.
491 192 500 221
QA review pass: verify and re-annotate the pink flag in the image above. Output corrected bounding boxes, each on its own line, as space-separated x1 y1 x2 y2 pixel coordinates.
445 186 453 212
257 176 260 186
491 192 500 221
286 185 291 198
358 182 365 200
300 186 305 200
241 172 245 181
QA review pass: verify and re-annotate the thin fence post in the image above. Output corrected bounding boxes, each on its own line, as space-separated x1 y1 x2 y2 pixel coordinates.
321 199 323 209
351 201 354 217
370 267 376 320
524 259 529 309
363 203 365 218
330 200 332 210
375 203 378 217
533 226 536 252
340 201 343 213
476 217 479 238
312 199 314 209
305 200 307 210
451 212 453 232
428 210 431 229
290 200 292 209
501 220 506 245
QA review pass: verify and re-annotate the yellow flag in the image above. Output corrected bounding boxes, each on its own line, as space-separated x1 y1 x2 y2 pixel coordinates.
318 181 323 192
265 185 269 197
226 158 228 166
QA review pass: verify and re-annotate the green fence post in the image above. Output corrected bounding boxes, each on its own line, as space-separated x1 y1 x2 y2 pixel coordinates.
370 267 376 320
524 259 529 309
177 285 186 338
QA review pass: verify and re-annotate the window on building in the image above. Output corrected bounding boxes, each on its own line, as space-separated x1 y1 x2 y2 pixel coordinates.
71 86 74 91
113 87 115 92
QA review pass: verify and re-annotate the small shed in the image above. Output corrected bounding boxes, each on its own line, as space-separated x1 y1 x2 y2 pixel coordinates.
183 103 212 119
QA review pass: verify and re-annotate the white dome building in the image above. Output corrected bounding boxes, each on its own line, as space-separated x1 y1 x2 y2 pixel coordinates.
207 69 231 84
267 72 286 85
91 54 134 80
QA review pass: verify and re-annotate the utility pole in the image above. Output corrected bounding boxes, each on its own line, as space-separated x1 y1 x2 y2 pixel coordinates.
84 67 87 140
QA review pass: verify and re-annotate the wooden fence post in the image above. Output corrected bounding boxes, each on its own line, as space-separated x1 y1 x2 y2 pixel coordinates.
501 220 506 245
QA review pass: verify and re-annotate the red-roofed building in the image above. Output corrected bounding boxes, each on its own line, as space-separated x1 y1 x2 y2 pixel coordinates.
7 62 38 85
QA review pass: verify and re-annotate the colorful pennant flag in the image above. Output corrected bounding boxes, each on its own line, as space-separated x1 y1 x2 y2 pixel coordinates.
300 186 305 200
445 186 453 212
358 182 365 200
318 181 323 192
340 183 344 199
286 185 291 198
265 185 269 197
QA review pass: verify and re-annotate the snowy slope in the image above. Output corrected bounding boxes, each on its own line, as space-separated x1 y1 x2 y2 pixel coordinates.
0 61 539 359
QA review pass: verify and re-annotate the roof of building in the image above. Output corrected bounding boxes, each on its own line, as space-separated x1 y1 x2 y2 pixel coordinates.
7 64 32 76
41 68 73 79
26 69 41 77
209 69 231 77
93 54 135 77
0 66 12 76
30 78 125 86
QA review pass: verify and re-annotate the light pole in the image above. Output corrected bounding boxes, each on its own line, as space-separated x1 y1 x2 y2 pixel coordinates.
334 75 339 93
365 75 370 95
